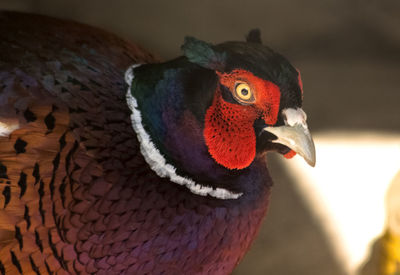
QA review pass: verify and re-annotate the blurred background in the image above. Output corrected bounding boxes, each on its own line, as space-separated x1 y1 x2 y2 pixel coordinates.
1 0 399 274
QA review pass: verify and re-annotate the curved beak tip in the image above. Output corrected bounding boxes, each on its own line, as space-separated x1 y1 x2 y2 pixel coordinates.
304 146 316 167
264 123 316 167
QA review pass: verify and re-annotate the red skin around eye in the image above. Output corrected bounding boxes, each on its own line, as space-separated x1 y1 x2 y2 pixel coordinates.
204 69 281 170
296 68 304 97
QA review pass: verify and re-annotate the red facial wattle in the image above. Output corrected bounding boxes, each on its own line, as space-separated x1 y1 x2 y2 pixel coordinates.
204 69 281 169
284 150 297 159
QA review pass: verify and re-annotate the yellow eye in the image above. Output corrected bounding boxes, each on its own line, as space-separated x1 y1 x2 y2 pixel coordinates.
235 82 253 102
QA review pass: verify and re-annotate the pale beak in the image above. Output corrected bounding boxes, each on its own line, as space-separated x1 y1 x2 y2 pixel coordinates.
263 108 316 167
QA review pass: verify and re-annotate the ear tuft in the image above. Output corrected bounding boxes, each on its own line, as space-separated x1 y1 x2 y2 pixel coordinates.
181 36 226 70
246 29 262 44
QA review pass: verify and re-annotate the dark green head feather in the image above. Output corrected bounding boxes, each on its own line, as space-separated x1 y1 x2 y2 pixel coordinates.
181 36 226 71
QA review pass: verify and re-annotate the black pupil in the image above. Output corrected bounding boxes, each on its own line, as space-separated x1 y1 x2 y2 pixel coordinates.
241 88 248 96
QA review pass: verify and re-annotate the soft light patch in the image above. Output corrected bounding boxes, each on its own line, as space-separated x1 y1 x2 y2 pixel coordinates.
278 131 400 274
0 120 19 137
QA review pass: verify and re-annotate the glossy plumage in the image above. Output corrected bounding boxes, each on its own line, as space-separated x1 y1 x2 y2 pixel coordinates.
0 11 314 275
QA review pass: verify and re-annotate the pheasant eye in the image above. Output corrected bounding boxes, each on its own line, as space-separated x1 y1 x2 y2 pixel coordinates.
234 82 254 103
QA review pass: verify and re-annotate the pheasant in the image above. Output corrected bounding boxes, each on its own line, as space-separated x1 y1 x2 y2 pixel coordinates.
0 11 315 275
